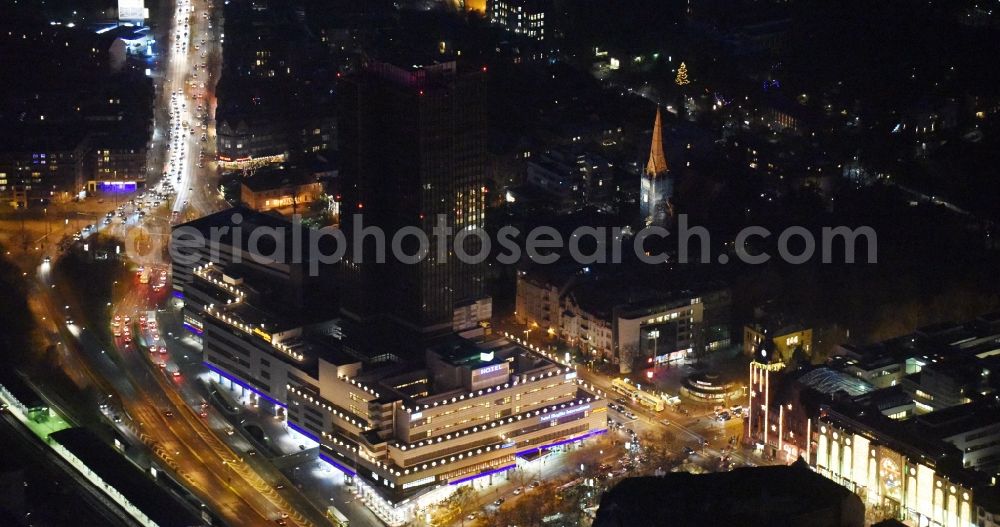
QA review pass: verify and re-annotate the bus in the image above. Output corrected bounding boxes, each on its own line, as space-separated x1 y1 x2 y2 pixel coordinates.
611 378 664 412
326 506 349 527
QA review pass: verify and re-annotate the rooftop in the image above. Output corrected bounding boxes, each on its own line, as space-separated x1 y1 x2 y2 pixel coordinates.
49 428 203 527
595 460 862 527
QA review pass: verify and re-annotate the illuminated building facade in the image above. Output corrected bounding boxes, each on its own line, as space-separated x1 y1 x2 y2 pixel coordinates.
85 135 148 193
239 167 324 213
639 107 671 226
337 60 488 340
516 270 730 372
747 340 786 454
298 337 606 522
0 136 89 207
812 409 980 527
743 319 813 362
215 116 334 171
194 271 605 523
487 0 547 41
174 227 606 523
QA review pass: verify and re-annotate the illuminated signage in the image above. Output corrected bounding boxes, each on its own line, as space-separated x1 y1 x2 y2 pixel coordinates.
565 372 577 381
476 364 505 376
480 351 495 362
540 404 590 423
118 0 145 20
402 476 435 489
252 328 272 342
410 412 423 421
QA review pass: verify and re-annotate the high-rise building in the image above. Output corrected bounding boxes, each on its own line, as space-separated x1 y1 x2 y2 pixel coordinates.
338 60 488 346
639 107 671 226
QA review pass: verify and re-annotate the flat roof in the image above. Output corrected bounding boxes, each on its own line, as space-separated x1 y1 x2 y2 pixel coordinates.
49 428 203 527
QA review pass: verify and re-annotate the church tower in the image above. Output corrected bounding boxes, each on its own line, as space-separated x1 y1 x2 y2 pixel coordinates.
640 107 671 226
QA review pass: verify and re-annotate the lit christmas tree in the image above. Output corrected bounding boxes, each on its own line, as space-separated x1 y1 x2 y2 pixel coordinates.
675 62 690 86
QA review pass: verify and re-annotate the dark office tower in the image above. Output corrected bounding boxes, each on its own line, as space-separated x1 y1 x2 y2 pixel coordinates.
338 60 488 349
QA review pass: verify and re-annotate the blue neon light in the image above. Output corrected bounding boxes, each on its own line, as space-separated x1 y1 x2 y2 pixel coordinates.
182 322 203 335
449 463 517 486
516 428 607 457
202 362 285 407
288 421 320 443
97 181 137 193
319 453 357 477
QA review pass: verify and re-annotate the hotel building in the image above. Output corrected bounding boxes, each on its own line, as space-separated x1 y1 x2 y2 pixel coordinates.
179 248 606 524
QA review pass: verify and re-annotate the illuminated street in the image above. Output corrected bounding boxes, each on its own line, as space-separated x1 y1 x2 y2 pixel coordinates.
4 1 1000 527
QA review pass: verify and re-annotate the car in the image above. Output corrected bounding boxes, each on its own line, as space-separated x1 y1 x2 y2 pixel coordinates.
530 480 541 488
43 255 51 264
198 410 208 418
172 371 181 378
493 498 504 507
682 446 695 455
164 410 174 418
225 426 235 436
247 449 257 456
275 483 286 490
513 487 523 496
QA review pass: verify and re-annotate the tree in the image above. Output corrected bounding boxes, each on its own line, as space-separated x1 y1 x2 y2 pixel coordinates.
450 485 478 527
675 62 691 86
433 485 479 526
640 428 678 475
510 482 560 526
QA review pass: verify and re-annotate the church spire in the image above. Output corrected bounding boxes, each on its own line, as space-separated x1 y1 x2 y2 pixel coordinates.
645 106 668 177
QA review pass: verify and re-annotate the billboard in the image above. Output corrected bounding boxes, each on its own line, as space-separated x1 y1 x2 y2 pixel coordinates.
877 446 904 502
118 0 145 21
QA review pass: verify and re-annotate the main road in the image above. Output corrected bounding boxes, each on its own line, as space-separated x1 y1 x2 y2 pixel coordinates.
27 0 331 525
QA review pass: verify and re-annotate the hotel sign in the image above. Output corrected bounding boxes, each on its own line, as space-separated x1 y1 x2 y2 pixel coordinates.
540 404 590 423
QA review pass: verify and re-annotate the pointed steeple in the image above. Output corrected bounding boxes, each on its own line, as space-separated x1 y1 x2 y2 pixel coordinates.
645 107 668 177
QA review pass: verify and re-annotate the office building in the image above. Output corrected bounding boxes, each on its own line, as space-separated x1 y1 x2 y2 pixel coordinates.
337 59 488 342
